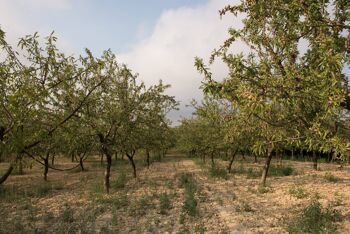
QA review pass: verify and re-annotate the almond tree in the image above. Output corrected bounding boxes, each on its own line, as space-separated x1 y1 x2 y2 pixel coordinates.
0 30 109 184
196 0 350 186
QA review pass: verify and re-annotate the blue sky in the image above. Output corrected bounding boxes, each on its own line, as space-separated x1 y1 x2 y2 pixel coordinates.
2 0 207 54
1 0 245 123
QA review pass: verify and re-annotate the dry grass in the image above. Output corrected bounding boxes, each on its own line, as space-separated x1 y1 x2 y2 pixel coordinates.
0 154 349 233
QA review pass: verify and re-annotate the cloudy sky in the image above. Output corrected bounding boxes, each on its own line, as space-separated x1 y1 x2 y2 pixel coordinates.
0 0 246 124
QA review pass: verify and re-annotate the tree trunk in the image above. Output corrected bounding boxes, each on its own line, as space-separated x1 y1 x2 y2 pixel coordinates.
241 151 246 161
104 154 112 193
44 158 49 181
146 149 150 169
254 154 258 163
301 149 304 161
291 149 294 161
18 157 23 175
79 157 85 171
0 165 14 185
260 146 273 187
211 151 215 166
312 151 318 170
71 152 75 162
227 149 238 173
100 153 104 166
51 154 55 166
126 154 137 178
327 152 331 163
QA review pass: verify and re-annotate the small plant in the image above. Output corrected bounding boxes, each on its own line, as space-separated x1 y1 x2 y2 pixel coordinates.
179 173 194 188
193 158 205 167
62 203 74 223
289 186 308 199
194 223 206 234
179 212 185 224
179 173 198 216
231 193 237 201
258 186 270 194
286 197 341 233
268 165 294 177
235 201 253 212
112 172 128 189
324 172 341 183
129 195 154 216
209 166 228 180
246 168 260 178
159 193 171 214
183 192 197 216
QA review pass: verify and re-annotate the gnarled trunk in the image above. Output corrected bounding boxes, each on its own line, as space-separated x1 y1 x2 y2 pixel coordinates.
146 149 150 169
312 151 318 170
44 158 49 181
126 153 137 178
241 151 246 161
254 154 258 163
227 149 238 173
0 165 14 185
260 146 273 187
211 151 215 166
104 154 112 193
79 157 85 171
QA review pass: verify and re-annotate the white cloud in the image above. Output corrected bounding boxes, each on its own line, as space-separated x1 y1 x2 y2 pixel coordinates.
16 0 72 10
0 0 74 54
118 0 248 123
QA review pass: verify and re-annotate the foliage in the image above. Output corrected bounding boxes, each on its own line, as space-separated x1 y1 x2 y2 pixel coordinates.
289 186 308 199
324 172 341 183
268 165 294 177
192 0 350 186
286 197 341 233
209 166 229 180
111 172 128 189
159 193 172 215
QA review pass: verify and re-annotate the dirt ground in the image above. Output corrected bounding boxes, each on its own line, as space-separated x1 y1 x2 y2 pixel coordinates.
0 154 349 233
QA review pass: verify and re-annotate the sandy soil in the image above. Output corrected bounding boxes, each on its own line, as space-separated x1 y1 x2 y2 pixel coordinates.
0 154 349 233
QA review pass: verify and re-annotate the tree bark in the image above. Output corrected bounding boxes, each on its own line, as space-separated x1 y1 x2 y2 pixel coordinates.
44 157 49 181
18 157 23 175
260 146 273 187
104 154 112 193
227 149 238 173
211 151 215 166
254 154 258 163
100 153 104 166
71 152 75 162
291 149 294 161
0 165 14 185
126 154 137 178
146 149 150 169
312 151 318 170
79 157 85 171
241 151 246 161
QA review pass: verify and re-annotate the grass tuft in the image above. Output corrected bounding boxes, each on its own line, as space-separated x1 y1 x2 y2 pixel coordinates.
286 197 341 233
324 172 341 183
209 166 228 180
289 186 308 199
